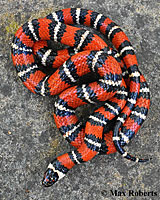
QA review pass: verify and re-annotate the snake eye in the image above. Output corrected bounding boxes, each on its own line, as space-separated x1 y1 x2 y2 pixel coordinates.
42 168 59 187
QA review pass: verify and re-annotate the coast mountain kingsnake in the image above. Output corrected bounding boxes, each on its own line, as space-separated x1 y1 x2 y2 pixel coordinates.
11 8 150 187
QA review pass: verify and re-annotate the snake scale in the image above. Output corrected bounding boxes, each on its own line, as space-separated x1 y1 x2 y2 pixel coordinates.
11 8 150 187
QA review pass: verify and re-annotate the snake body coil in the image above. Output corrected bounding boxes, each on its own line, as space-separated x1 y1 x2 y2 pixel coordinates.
11 8 150 187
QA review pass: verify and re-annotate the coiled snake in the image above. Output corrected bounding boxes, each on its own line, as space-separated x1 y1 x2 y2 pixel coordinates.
11 8 150 187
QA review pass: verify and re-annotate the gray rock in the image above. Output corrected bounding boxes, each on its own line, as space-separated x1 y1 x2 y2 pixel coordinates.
0 0 159 199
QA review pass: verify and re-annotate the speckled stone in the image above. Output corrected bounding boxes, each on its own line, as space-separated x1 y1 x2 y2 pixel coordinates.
0 0 159 199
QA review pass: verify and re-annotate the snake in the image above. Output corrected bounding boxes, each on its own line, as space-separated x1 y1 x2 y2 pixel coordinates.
11 8 150 187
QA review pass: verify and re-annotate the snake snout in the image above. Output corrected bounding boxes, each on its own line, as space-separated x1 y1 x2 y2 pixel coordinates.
42 168 58 187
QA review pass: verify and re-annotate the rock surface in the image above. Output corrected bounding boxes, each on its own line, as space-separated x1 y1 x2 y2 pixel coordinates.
0 0 159 199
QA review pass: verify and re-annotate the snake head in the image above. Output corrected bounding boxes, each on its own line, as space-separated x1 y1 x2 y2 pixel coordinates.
42 168 59 187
